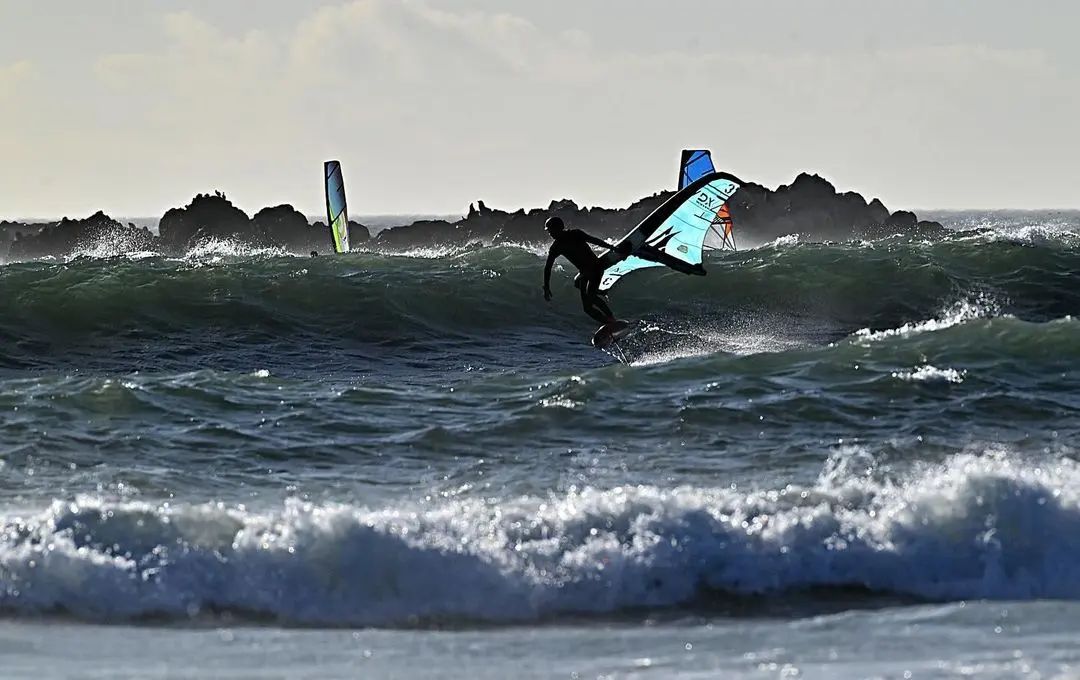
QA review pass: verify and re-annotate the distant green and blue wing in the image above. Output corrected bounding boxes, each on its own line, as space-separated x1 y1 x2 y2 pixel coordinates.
324 160 350 254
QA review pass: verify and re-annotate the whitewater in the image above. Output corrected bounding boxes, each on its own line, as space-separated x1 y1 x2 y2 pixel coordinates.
1 210 1080 678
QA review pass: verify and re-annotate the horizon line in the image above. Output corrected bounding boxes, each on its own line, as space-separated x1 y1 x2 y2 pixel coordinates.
6 206 1080 224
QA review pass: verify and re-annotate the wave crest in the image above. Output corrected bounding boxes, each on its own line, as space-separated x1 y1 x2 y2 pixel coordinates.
2 450 1080 625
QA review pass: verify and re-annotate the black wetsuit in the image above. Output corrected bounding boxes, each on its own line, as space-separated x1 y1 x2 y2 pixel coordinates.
544 229 617 324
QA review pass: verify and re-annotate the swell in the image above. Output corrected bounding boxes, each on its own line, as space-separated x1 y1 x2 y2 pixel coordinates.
1 314 1077 499
1 233 1078 370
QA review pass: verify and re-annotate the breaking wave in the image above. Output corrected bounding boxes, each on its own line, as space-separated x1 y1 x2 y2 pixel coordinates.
2 450 1079 626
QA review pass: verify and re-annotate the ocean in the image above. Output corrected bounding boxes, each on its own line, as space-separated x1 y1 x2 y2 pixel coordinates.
0 210 1078 678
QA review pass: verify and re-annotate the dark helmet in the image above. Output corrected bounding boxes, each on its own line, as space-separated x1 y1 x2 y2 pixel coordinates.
545 216 564 234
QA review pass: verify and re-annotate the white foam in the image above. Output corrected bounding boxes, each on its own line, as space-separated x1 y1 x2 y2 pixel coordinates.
1004 224 1079 244
365 244 473 259
956 221 1080 246
67 245 161 261
2 450 1080 625
630 347 713 367
491 241 549 257
183 238 288 262
365 242 546 260
766 234 801 248
892 365 966 383
627 321 809 367
854 296 1001 343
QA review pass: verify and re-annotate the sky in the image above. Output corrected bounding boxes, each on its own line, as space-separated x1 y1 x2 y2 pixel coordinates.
1 0 1078 219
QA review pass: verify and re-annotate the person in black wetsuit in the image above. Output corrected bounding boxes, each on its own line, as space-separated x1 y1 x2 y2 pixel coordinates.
542 216 628 324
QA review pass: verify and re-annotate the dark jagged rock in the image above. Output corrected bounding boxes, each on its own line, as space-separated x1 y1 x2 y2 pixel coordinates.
253 204 372 254
887 210 918 231
0 172 944 259
374 219 460 249
6 211 155 260
867 199 891 225
158 197 372 254
916 220 947 239
1 193 368 259
253 205 310 250
307 219 371 253
721 173 944 244
730 173 886 243
0 220 36 260
858 209 944 240
374 192 672 249
883 210 945 239
373 172 942 250
159 193 256 252
348 220 371 245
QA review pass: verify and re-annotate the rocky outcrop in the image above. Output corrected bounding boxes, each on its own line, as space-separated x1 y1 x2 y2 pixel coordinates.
0 173 944 259
307 219 371 253
160 195 372 254
374 193 672 249
0 220 36 260
374 173 942 250
159 192 256 252
727 173 944 243
6 211 155 260
0 197 375 260
253 204 310 251
252 205 363 254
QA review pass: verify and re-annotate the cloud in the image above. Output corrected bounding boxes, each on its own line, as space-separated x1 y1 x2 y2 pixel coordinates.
94 12 285 136
90 2 1068 141
4 0 1080 217
288 0 577 84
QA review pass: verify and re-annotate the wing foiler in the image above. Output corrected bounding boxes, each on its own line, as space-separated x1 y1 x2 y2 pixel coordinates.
598 171 742 292
324 160 350 253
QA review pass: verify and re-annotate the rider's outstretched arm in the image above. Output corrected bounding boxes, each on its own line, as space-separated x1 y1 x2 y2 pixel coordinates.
543 247 557 298
582 232 631 255
581 232 618 250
